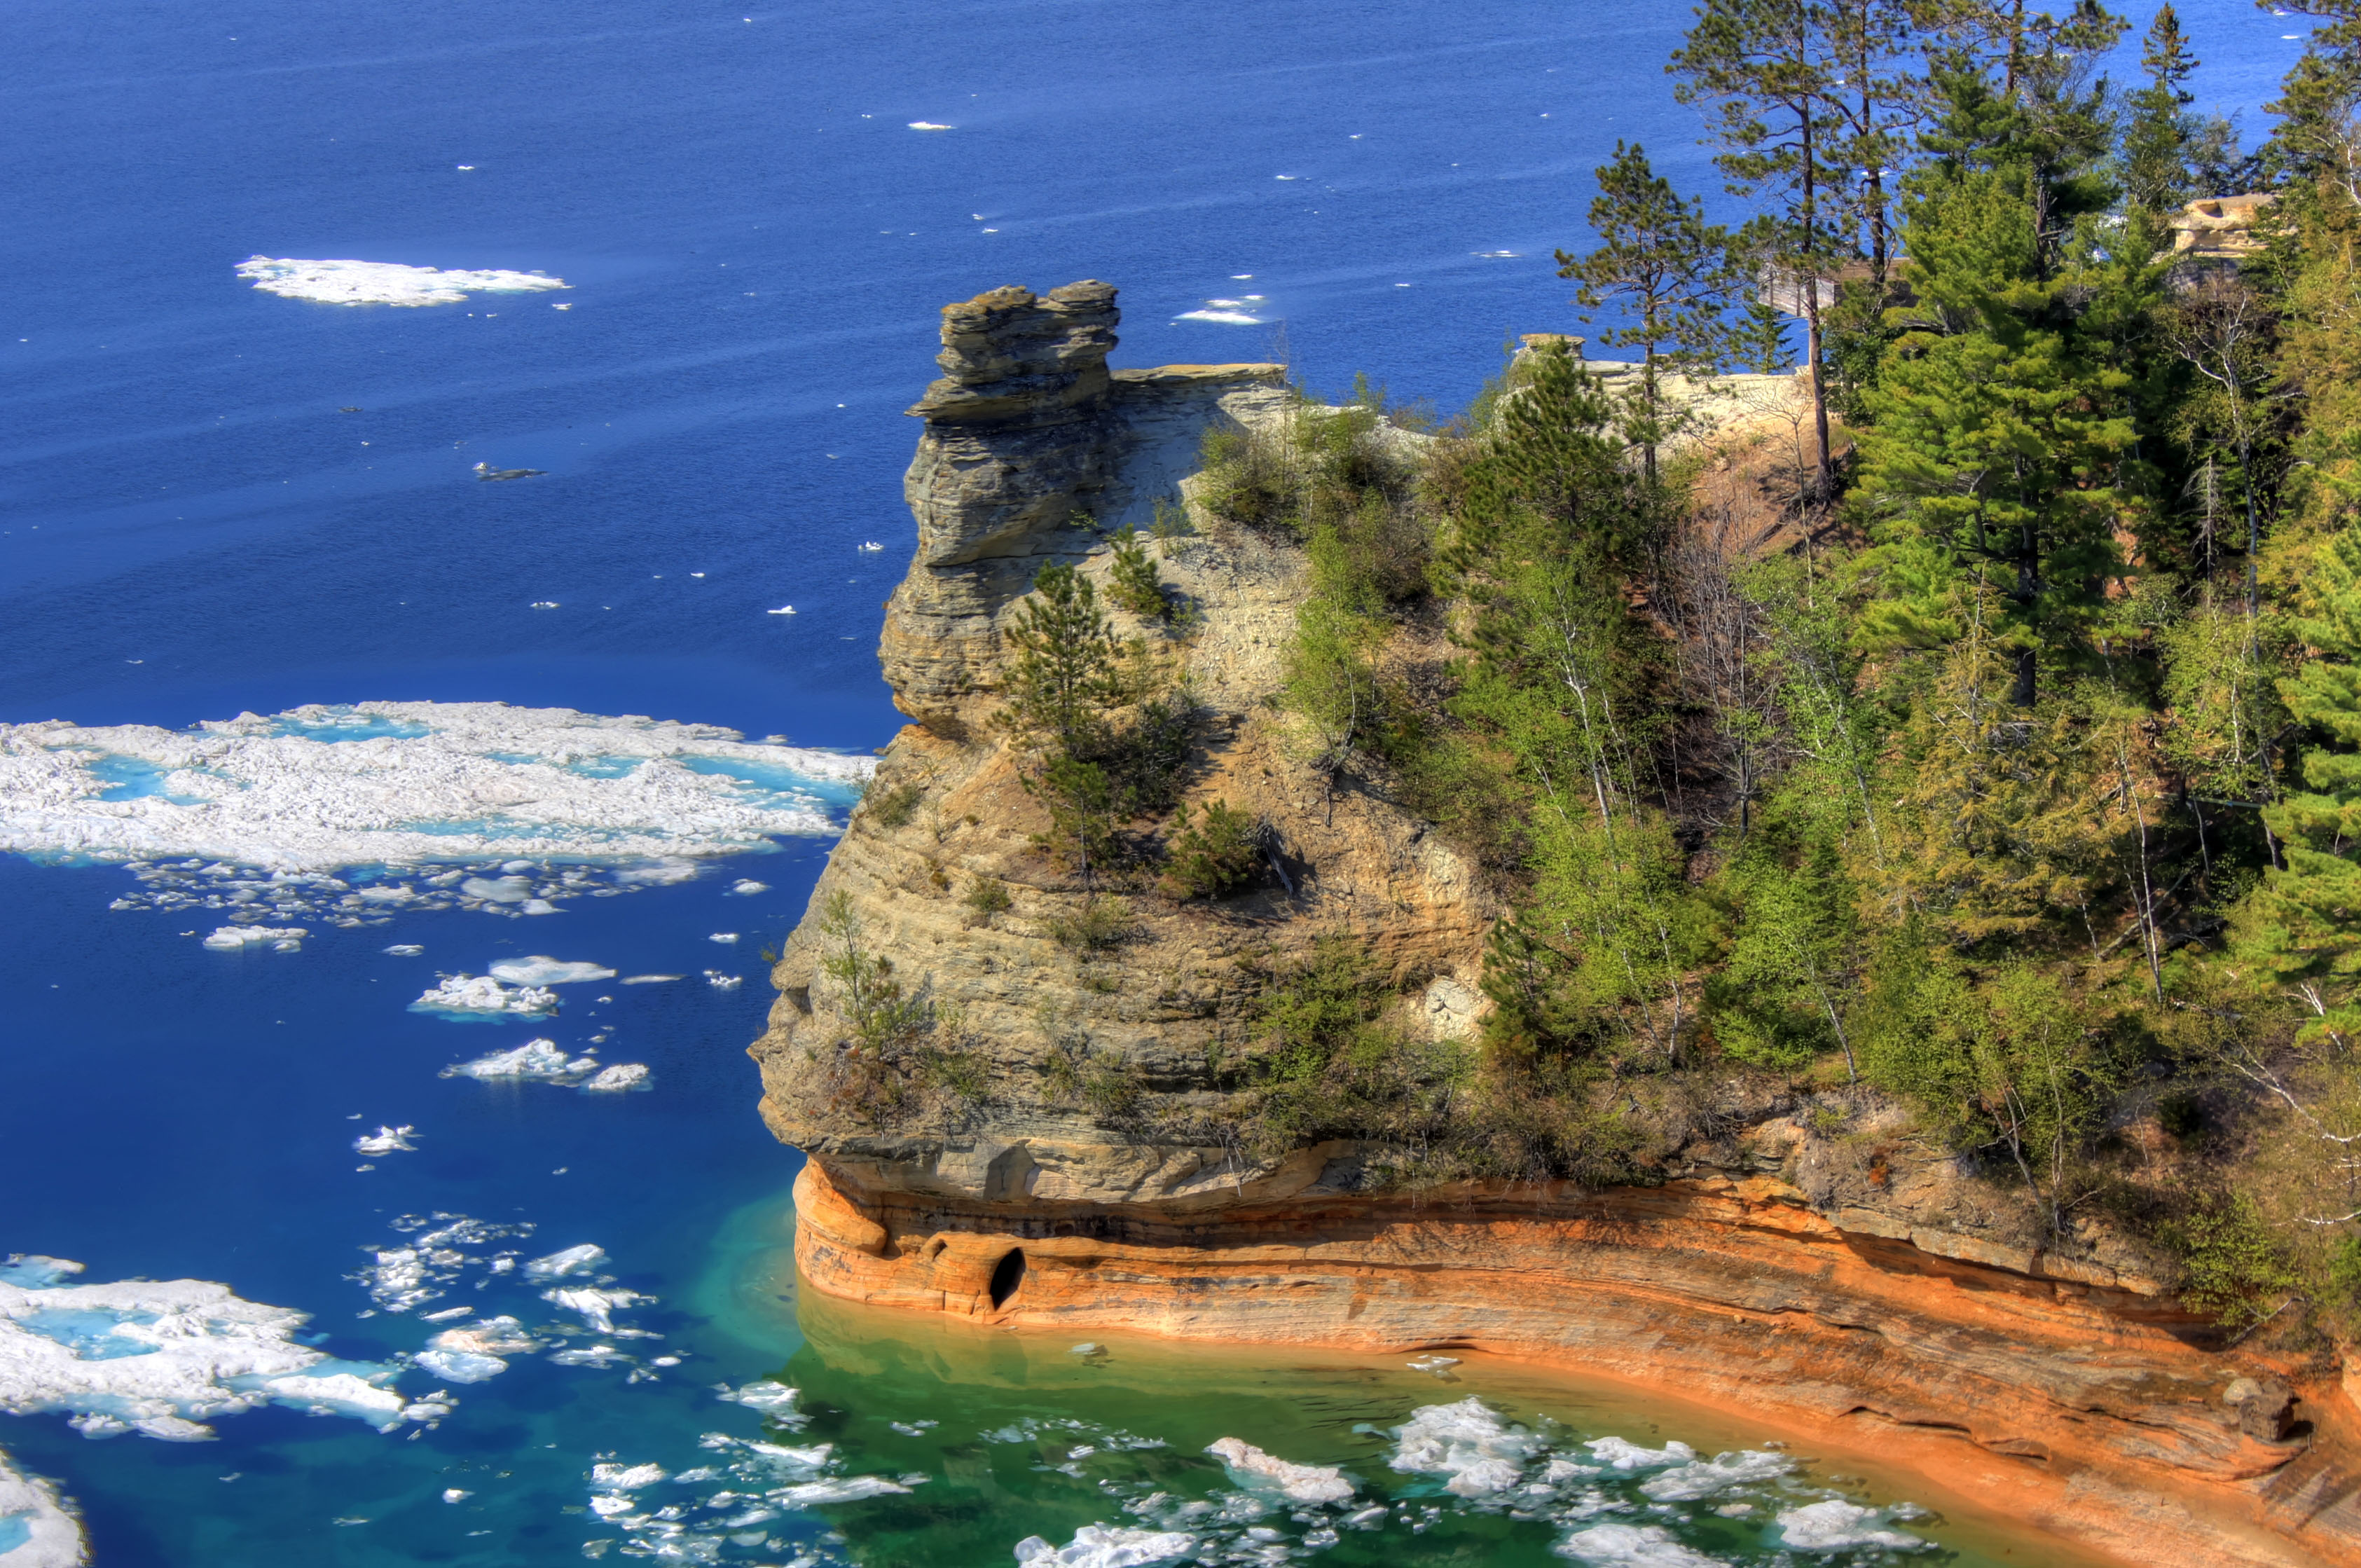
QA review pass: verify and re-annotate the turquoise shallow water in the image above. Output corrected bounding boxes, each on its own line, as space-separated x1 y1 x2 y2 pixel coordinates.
0 0 2304 1560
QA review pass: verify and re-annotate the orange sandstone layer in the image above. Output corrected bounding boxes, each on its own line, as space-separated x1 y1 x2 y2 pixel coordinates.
793 1157 2361 1568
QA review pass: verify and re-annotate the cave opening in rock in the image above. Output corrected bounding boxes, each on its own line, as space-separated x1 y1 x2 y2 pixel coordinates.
987 1248 1026 1309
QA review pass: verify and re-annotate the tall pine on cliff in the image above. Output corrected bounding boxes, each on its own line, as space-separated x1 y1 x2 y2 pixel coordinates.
2248 523 2361 1043
1858 54 2142 707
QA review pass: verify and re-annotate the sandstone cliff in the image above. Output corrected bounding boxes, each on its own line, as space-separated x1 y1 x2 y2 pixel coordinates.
750 282 2361 1568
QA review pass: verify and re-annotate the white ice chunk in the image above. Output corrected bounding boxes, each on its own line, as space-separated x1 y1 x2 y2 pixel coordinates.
772 1476 912 1505
427 1317 539 1356
0 701 872 872
487 956 614 985
588 1462 666 1492
1204 1438 1352 1503
352 1126 417 1155
907 121 953 130
383 944 423 956
1636 1448 1790 1501
441 1487 471 1504
1584 1436 1696 1471
708 933 738 944
0 1265 425 1441
0 1445 85 1568
1012 1525 1197 1567
1554 1522 1725 1567
1175 310 1259 324
1389 1398 1537 1496
580 1064 649 1092
1774 1499 1928 1551
236 256 570 308
717 1380 801 1419
542 1287 647 1333
201 926 305 951
619 974 682 984
411 975 558 1017
521 1245 607 1280
727 879 769 895
441 1039 596 1083
412 1349 506 1383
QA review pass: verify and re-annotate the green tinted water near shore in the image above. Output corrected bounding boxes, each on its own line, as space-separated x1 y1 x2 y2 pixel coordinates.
690 1192 2105 1568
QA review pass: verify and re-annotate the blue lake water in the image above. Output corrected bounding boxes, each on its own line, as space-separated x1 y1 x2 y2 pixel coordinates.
0 0 2304 1562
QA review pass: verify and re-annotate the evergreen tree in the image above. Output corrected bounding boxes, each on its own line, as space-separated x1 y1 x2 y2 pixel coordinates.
2263 1 2361 190
1820 0 1926 287
1671 0 1844 498
2248 523 2361 1043
1557 141 1741 483
1002 563 1122 759
2121 4 2198 213
1859 59 2145 706
1710 830 1864 1075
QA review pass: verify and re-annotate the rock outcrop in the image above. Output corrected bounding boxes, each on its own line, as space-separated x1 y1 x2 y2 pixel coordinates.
751 282 2361 1568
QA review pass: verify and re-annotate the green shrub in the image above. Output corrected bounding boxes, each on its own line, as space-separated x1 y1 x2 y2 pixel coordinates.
2157 1194 2297 1330
1108 527 1167 619
962 876 1012 922
866 780 923 830
1160 799 1263 898
1045 893 1133 951
1150 498 1198 553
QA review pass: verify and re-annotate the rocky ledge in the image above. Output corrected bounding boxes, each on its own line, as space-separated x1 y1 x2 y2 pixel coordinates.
750 282 2361 1568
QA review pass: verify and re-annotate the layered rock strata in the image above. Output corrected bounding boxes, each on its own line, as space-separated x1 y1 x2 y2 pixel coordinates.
751 282 2361 1568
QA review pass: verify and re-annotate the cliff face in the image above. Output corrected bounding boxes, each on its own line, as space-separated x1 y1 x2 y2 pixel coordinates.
750 282 2361 1568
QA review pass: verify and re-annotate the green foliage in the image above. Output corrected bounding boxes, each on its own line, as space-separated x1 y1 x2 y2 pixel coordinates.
865 779 923 830
1107 526 1168 619
1709 828 1862 1073
961 876 1012 923
1556 139 1744 476
1002 563 1125 762
2156 1194 2299 1330
2121 4 2199 214
1159 799 1263 899
1854 936 2117 1221
1043 893 1133 952
1246 937 1464 1157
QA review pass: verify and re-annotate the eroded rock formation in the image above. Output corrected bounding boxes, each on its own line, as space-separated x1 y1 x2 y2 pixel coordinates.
750 282 2361 1568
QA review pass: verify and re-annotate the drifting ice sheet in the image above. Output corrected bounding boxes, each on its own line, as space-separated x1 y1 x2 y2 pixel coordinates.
1205 1438 1353 1503
486 956 613 986
235 256 570 307
1389 1398 1539 1497
1012 1525 1197 1567
0 1447 83 1568
0 1254 434 1440
0 701 872 872
411 975 558 1017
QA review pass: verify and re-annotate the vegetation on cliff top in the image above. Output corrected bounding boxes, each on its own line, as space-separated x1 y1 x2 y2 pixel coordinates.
1181 0 2361 1338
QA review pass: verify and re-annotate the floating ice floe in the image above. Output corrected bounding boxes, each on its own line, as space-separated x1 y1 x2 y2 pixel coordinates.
717 1379 806 1424
581 1064 649 1092
0 1445 84 1568
352 1126 417 1156
1389 1398 1539 1497
488 956 614 985
708 932 738 944
200 925 304 951
427 1317 539 1358
1405 1354 1459 1375
1013 1525 1197 1567
1555 1522 1724 1567
543 1287 649 1333
1176 309 1260 324
727 879 769 895
235 256 570 308
1205 1438 1353 1503
384 944 423 956
1635 1447 1790 1501
0 1253 441 1440
523 1245 608 1281
704 970 742 990
1775 1499 1929 1551
619 973 682 984
443 1038 593 1082
411 1349 506 1384
355 1214 534 1313
411 975 558 1018
907 121 952 130
1585 1435 1695 1471
0 702 872 889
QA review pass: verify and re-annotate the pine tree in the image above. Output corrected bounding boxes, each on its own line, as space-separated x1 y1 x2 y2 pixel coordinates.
1859 59 2145 706
1556 141 1740 483
1001 563 1122 759
2263 1 2361 191
1670 0 1843 498
2122 4 2198 213
2248 523 2361 1043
